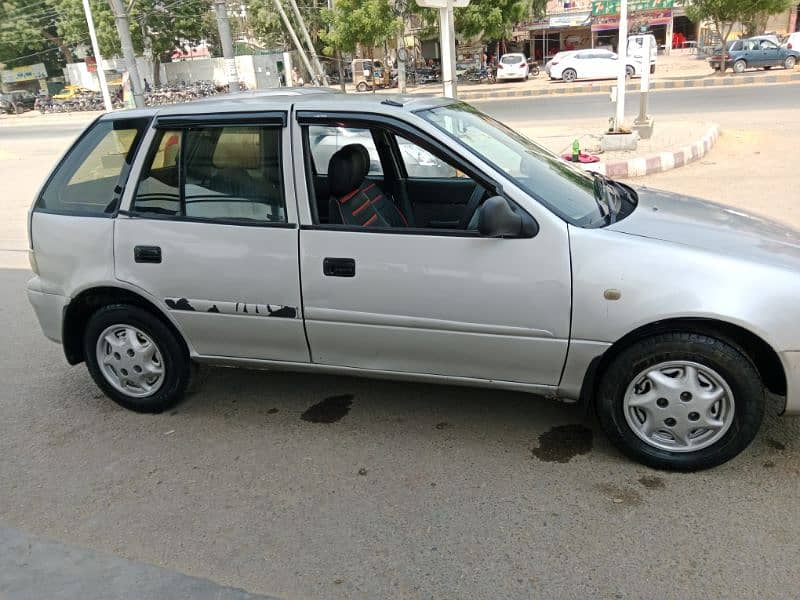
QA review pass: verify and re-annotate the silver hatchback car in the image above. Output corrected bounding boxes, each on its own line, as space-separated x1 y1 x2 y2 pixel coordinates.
27 93 800 470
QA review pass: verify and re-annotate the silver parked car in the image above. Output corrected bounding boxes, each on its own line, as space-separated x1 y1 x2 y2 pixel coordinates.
27 93 800 470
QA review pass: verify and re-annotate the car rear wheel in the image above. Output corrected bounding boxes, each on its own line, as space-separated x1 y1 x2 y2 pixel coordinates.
784 56 796 69
356 81 368 92
625 65 635 78
596 332 765 471
733 59 747 74
84 304 190 413
562 69 577 82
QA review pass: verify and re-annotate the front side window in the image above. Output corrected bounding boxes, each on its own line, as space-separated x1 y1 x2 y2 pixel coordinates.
37 118 148 215
416 102 635 227
133 125 286 224
307 125 383 175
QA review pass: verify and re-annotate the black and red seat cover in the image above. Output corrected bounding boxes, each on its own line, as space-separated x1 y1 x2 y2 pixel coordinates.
327 144 409 228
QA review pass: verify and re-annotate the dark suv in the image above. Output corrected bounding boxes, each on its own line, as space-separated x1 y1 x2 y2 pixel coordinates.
710 36 800 73
0 90 37 113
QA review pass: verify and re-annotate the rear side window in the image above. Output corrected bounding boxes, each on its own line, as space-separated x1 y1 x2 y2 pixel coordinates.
37 118 148 215
132 125 286 224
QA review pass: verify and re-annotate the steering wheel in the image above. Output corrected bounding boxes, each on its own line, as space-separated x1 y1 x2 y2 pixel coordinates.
461 183 488 229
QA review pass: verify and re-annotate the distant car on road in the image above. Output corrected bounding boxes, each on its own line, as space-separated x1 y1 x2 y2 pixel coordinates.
0 90 36 113
496 53 530 81
710 37 799 73
549 49 640 82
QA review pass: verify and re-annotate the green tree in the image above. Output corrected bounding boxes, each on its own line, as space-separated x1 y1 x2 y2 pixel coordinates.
687 0 791 71
322 0 400 57
0 0 75 68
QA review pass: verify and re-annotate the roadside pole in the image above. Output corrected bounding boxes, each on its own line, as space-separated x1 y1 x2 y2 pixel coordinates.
397 38 407 94
287 0 328 85
633 34 654 138
273 0 317 85
614 0 628 130
83 0 113 111
213 0 240 91
417 0 468 99
107 0 144 108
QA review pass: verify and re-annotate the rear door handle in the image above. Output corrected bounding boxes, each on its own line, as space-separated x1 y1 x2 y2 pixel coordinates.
323 257 355 277
134 245 161 264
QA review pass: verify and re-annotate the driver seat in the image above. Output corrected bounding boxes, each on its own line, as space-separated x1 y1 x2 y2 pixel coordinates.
327 144 409 228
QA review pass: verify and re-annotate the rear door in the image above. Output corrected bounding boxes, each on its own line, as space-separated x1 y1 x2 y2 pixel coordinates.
115 112 309 362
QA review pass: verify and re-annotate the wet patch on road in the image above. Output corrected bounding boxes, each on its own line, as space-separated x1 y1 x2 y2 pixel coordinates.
638 475 665 490
763 460 776 468
301 394 353 423
435 422 451 430
531 424 593 463
766 438 786 451
595 483 643 506
266 408 279 414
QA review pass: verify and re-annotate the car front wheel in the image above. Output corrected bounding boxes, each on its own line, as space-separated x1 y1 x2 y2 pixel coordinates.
596 332 765 471
84 304 190 413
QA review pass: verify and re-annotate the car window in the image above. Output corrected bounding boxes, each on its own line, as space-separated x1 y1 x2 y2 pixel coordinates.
307 125 383 175
133 125 286 223
36 118 149 215
760 40 778 49
396 135 460 179
501 55 523 64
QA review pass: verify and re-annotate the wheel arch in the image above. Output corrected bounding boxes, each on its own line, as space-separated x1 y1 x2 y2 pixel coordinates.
62 285 190 365
579 317 786 410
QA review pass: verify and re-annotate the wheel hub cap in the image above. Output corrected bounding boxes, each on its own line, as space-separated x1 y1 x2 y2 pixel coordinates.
623 361 735 452
95 325 164 398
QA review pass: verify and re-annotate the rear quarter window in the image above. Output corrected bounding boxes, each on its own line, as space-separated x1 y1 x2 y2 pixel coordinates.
36 117 149 216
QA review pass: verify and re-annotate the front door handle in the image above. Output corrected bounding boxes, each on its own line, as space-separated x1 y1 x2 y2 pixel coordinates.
134 245 162 264
323 257 355 277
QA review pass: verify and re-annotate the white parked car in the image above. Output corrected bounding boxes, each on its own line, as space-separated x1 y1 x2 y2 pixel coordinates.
496 53 530 81
26 93 800 471
549 49 640 82
782 31 800 50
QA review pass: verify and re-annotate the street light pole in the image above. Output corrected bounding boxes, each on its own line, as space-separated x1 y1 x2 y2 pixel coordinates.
83 0 113 111
287 0 328 85
214 0 240 91
614 0 628 130
107 0 145 108
438 0 457 98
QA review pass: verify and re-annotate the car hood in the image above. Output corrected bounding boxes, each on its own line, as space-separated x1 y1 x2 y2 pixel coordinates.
608 187 800 270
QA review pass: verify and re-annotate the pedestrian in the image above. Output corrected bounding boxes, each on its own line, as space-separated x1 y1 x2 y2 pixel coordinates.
143 78 151 93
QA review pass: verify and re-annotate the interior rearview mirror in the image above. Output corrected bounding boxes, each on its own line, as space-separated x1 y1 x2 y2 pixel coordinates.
477 196 538 238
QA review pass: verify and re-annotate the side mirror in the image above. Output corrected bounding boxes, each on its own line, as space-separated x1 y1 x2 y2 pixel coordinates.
477 196 538 238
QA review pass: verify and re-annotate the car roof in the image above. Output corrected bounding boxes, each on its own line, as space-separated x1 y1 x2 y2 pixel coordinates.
101 90 457 120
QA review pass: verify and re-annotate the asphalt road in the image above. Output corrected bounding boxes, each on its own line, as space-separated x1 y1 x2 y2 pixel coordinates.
1 83 800 599
475 81 800 123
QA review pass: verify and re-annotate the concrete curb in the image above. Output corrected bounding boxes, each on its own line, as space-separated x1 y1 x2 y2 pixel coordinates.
585 123 720 178
459 71 800 101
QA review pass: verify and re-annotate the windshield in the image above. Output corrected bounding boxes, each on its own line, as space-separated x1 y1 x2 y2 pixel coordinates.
501 55 523 64
416 102 632 227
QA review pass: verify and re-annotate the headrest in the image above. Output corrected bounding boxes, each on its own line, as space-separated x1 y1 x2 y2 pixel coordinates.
328 144 369 198
212 131 262 170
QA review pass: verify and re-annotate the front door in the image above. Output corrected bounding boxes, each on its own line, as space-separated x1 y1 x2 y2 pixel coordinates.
294 114 571 386
115 115 309 362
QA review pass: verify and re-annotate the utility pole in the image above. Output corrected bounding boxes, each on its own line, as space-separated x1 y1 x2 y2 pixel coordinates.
107 0 144 107
273 0 317 85
287 0 328 85
214 0 241 91
417 0 467 99
614 0 628 131
83 0 113 111
327 0 347 92
394 0 407 94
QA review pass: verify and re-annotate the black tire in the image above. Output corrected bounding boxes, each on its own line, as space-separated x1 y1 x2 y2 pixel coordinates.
733 59 747 74
596 332 765 471
562 69 577 83
83 304 190 413
625 65 635 78
784 56 796 69
356 81 368 92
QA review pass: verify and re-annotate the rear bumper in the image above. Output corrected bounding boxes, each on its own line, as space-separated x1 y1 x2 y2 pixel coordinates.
26 279 66 344
780 351 800 415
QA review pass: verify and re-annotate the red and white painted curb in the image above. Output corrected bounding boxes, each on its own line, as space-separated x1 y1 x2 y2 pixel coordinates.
584 124 720 178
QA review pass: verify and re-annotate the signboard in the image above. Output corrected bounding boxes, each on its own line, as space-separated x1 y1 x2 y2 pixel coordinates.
591 0 673 15
1 62 47 84
549 12 591 27
592 7 672 30
85 56 97 73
